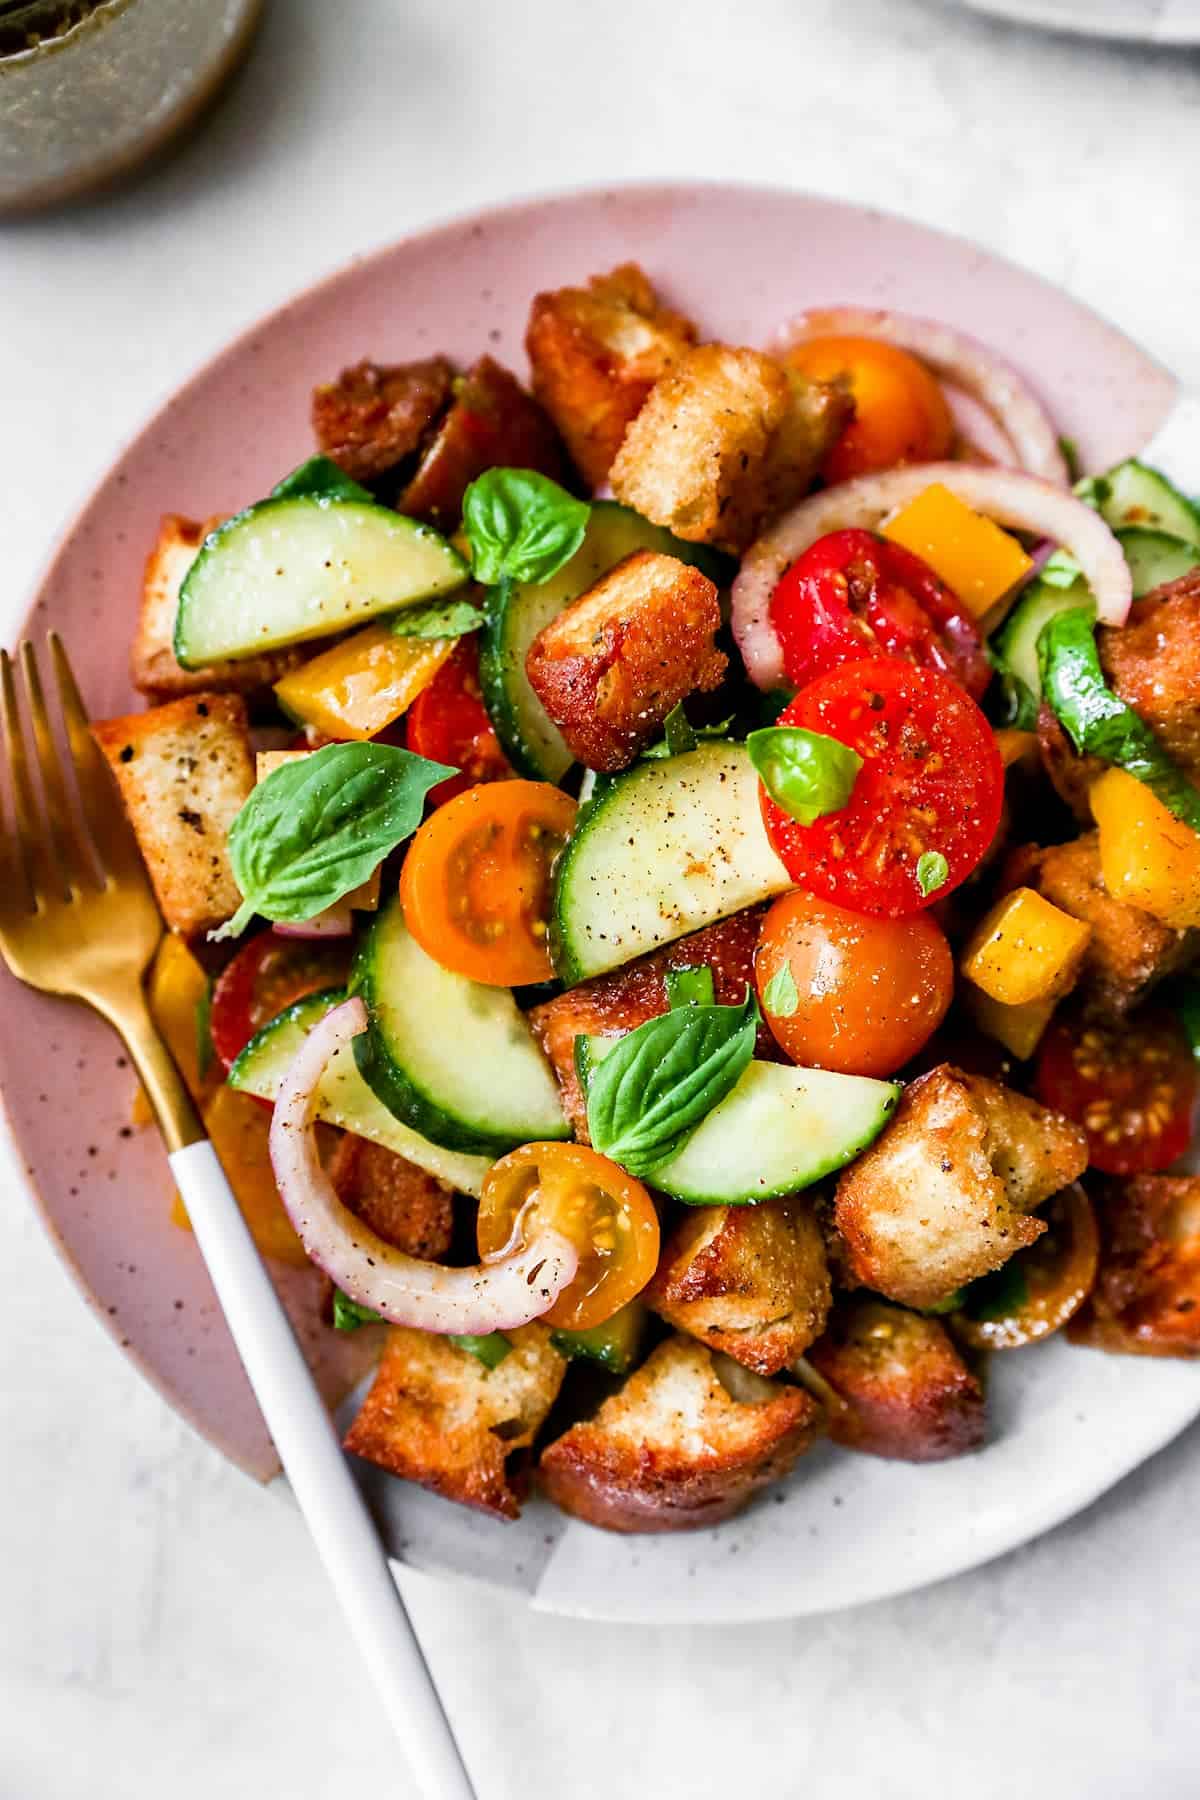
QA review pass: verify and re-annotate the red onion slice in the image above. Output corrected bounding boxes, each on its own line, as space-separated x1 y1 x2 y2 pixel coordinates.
268 998 579 1333
272 903 354 940
732 462 1131 688
774 307 1069 486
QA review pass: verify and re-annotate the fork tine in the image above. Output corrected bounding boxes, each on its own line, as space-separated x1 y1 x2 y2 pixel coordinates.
0 648 63 906
20 639 96 894
48 631 147 888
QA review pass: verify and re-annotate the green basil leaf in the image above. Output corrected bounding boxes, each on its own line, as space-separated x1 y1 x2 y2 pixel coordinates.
665 966 715 1010
332 1289 383 1331
390 595 487 640
746 725 861 825
1038 607 1200 833
194 981 214 1082
586 987 758 1177
1178 980 1200 1063
761 962 799 1018
462 468 589 586
963 1260 1029 1322
219 742 454 939
271 456 376 506
920 1289 966 1317
1058 436 1081 484
449 1332 512 1370
641 711 734 760
916 850 949 897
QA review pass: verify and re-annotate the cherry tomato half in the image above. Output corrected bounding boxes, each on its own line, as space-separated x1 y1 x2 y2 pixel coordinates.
759 659 1004 917
769 529 990 701
209 931 351 1072
400 780 577 986
476 1142 660 1330
754 891 953 1077
405 637 511 807
1034 1008 1196 1176
784 335 955 483
954 1183 1099 1351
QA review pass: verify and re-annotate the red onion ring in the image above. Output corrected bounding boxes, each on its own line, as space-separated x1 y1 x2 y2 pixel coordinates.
732 462 1131 688
774 307 1069 486
268 998 579 1332
272 904 354 941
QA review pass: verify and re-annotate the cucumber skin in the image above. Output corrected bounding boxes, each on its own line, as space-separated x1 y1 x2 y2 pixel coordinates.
551 1300 646 1374
1115 526 1200 598
229 987 347 1090
1078 459 1200 543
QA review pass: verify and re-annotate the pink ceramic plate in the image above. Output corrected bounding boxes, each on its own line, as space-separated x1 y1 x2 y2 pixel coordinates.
7 184 1197 1623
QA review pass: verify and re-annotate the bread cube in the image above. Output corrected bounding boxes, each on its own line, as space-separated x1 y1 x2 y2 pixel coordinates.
311 355 453 484
807 1297 986 1461
1068 1174 1200 1357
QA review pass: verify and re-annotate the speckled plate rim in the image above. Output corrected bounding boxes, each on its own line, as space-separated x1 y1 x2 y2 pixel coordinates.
5 179 1197 1623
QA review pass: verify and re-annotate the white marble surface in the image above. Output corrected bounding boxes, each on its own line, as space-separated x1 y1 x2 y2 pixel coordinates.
3 1 1200 1794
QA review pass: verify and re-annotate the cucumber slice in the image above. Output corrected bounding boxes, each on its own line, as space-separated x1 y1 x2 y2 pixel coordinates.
551 740 791 983
175 496 468 667
350 899 567 1155
551 1299 646 1374
479 501 732 782
228 989 492 1195
1077 458 1200 544
1115 526 1200 598
992 576 1092 708
580 1035 899 1205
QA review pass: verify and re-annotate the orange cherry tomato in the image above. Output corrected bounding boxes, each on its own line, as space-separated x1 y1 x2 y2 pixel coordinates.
400 779 577 986
476 1142 660 1330
954 1183 1099 1351
754 891 953 1078
785 335 954 484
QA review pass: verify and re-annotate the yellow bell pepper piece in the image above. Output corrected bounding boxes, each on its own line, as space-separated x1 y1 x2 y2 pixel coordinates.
255 751 380 911
994 728 1038 772
1091 766 1200 929
173 1085 308 1267
882 482 1032 619
964 985 1058 1061
274 622 454 741
135 934 218 1119
961 886 1092 1006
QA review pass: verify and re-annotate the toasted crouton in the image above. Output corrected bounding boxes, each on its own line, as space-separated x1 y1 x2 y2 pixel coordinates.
609 345 850 554
311 355 453 484
834 1064 1087 1309
327 1135 454 1261
92 694 255 937
1100 573 1200 780
538 1335 820 1533
131 515 305 702
528 907 772 1137
525 262 697 488
646 1199 831 1375
807 1298 985 1462
344 1325 566 1519
1007 833 1198 1016
524 550 725 771
1068 1174 1200 1357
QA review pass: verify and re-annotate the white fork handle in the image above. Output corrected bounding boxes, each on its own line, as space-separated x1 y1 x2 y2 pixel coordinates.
170 1140 476 1800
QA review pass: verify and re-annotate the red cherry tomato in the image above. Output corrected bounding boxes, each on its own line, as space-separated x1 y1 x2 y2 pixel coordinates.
209 931 351 1073
404 638 511 806
759 659 1004 917
1034 1008 1195 1176
769 528 990 701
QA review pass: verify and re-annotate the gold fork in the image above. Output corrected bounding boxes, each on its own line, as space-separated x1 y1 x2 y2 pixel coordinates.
0 636 477 1800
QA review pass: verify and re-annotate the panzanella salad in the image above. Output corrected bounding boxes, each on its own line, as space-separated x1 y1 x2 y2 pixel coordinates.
95 266 1200 1533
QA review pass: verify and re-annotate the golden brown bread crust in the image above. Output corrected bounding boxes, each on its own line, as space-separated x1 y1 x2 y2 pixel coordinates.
327 1134 454 1262
609 345 850 553
1006 833 1198 1017
538 1336 821 1533
92 693 255 937
1099 574 1200 780
525 262 697 488
646 1198 832 1375
524 550 725 771
311 356 453 484
397 355 573 528
528 907 775 1138
807 1297 986 1461
1068 1174 1200 1357
834 1064 1087 1309
344 1325 566 1519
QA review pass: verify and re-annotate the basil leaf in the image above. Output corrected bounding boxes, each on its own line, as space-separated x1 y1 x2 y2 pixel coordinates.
332 1289 383 1331
665 966 715 1010
390 595 486 639
450 1332 512 1370
963 1260 1029 1322
194 982 214 1082
920 1289 966 1317
761 963 799 1017
271 456 375 506
586 987 758 1177
746 726 861 825
1058 436 1081 484
1038 608 1200 833
462 468 589 586
641 711 734 760
1179 980 1200 1062
916 850 949 897
219 742 454 939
